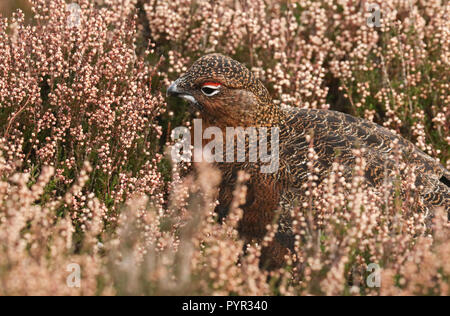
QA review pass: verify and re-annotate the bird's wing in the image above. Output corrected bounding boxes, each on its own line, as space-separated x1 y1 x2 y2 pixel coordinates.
280 108 449 208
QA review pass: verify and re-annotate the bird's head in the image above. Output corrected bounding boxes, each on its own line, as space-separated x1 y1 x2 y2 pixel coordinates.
167 54 279 128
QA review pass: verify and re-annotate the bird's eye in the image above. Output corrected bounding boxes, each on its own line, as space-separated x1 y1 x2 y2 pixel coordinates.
201 82 221 97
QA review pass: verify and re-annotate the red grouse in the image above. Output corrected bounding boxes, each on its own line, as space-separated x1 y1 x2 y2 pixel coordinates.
167 54 450 269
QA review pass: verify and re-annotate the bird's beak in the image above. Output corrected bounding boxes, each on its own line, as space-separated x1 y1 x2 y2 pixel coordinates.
166 79 198 105
166 80 181 97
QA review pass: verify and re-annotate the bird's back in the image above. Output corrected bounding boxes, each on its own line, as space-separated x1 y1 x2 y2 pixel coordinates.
279 107 450 212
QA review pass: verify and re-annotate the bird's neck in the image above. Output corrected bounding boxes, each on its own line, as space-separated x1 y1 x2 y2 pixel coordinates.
201 102 282 129
253 101 282 128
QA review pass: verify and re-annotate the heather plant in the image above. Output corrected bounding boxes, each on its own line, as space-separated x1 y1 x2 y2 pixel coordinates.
0 0 448 296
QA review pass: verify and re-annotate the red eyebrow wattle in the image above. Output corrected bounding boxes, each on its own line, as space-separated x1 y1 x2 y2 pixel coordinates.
202 82 221 87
